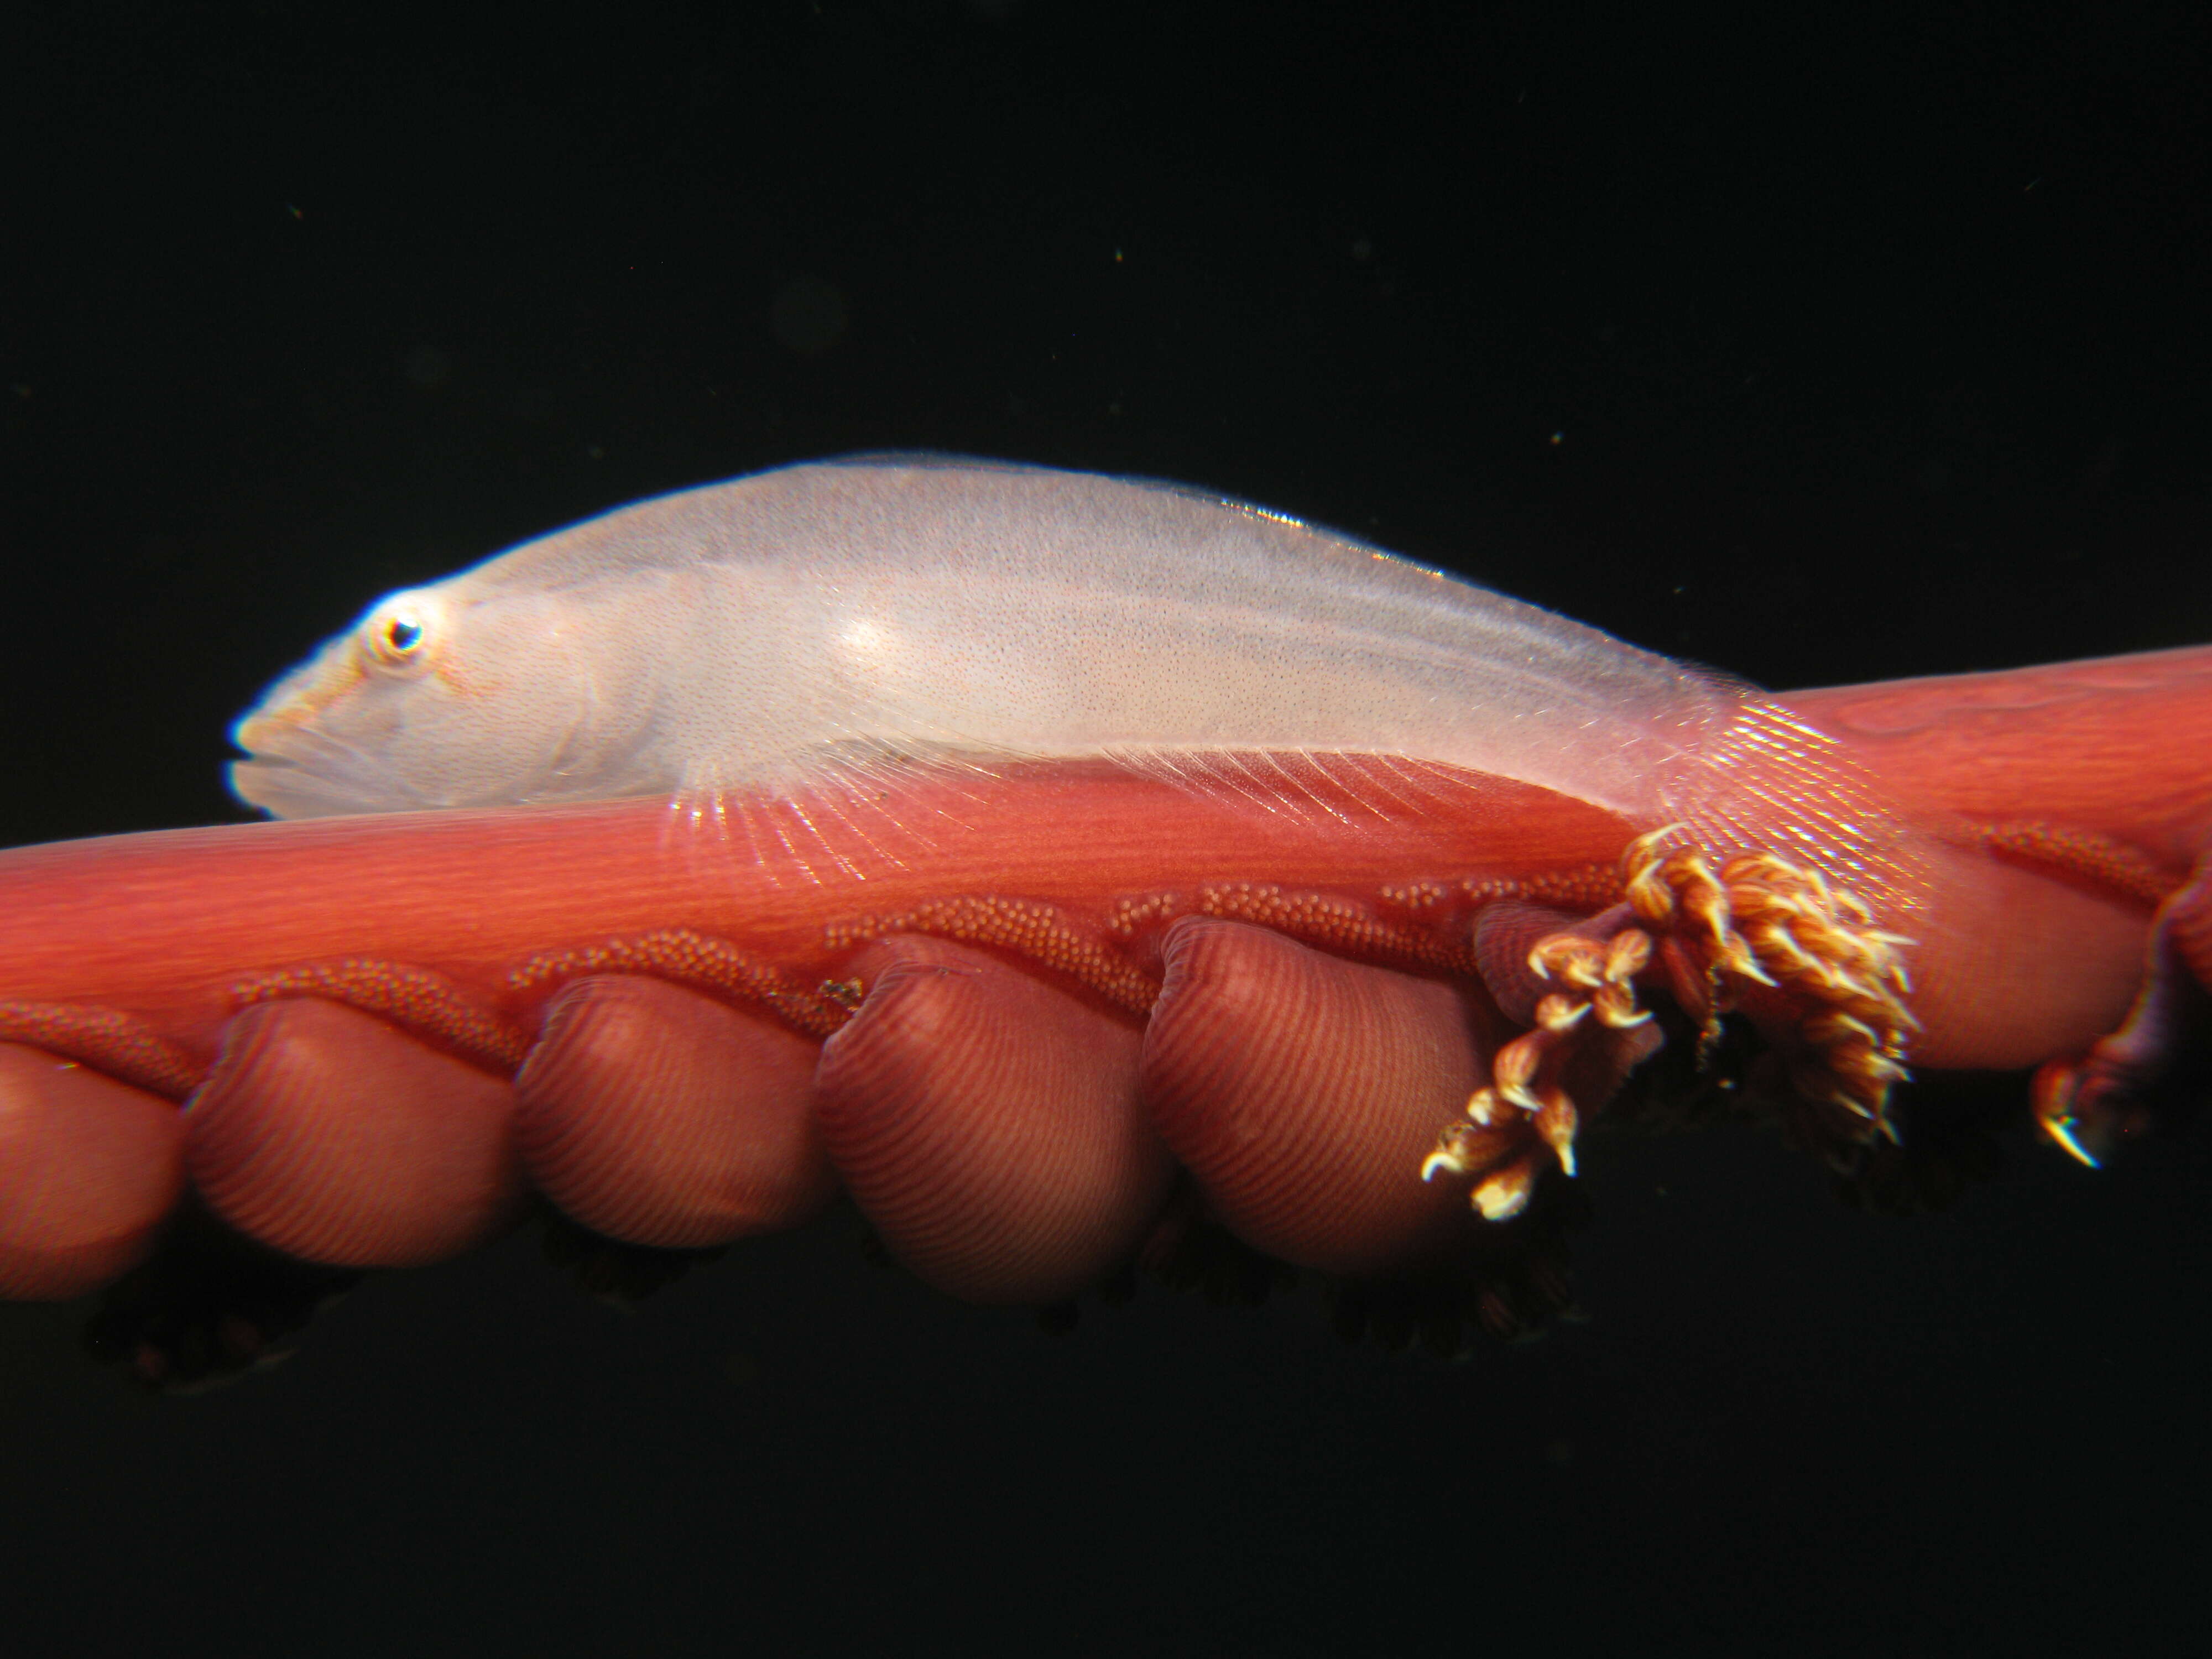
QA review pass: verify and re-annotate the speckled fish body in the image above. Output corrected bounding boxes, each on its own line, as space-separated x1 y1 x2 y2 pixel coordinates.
231 456 1748 837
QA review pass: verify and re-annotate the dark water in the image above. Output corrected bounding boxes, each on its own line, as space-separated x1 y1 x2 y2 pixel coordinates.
4 4 2209 1653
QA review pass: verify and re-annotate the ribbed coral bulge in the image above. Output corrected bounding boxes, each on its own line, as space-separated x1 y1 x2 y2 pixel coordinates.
187 999 521 1267
1142 919 1499 1276
515 975 833 1247
1881 836 2153 1070
0 1044 186 1298
813 937 1168 1303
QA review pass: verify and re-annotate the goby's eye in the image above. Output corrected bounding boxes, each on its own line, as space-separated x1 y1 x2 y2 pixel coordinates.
361 592 440 671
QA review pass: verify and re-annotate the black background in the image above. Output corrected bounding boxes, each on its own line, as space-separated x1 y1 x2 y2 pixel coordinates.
4 3 2210 1655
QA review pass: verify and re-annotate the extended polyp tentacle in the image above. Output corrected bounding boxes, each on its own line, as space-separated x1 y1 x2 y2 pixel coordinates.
1422 916 1662 1219
1707 852 1918 1143
1426 825 1921 1217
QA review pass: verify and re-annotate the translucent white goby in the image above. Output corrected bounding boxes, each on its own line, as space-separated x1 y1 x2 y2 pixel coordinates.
230 456 1765 836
